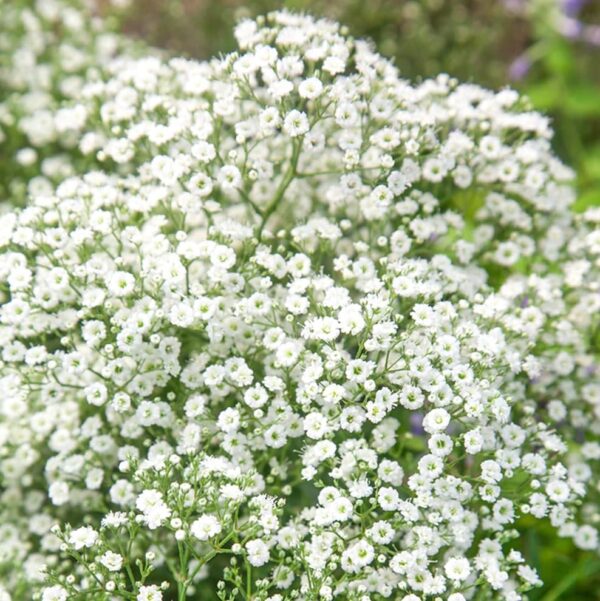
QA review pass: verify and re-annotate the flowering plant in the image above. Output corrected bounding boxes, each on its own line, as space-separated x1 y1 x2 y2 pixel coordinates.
0 0 136 206
0 5 598 601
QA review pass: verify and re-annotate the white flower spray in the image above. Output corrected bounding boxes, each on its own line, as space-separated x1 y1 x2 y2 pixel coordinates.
0 6 598 601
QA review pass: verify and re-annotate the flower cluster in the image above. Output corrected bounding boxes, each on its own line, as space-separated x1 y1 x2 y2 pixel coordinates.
0 0 133 206
0 8 598 601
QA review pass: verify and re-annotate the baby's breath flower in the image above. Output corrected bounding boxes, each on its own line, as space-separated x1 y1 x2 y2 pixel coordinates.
0 7 597 601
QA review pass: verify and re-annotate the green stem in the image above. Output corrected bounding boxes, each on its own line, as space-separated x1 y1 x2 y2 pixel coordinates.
540 559 600 601
177 540 189 601
256 140 301 240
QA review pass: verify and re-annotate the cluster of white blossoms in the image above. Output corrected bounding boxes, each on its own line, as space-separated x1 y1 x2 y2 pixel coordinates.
0 7 599 601
0 0 134 206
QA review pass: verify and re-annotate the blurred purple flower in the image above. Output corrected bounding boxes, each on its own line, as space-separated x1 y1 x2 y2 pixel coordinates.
410 412 424 436
558 16 584 39
585 364 597 376
561 0 588 17
503 0 526 11
583 25 600 46
509 54 532 80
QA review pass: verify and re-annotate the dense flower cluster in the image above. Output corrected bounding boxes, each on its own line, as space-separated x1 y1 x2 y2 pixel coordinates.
0 6 598 601
0 0 134 206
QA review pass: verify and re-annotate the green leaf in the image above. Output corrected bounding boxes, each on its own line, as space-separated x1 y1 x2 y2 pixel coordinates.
540 559 600 601
573 189 600 211
401 434 426 453
543 41 574 77
525 81 562 111
564 84 600 117
582 146 600 179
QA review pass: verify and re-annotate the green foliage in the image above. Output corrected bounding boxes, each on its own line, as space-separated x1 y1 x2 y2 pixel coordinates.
515 2 600 212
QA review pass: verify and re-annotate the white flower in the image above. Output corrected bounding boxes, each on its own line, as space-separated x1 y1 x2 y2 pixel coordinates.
99 551 123 572
283 110 309 137
445 556 471 582
422 408 451 433
190 514 222 541
106 271 136 297
218 165 242 190
48 481 70 506
546 480 570 503
84 382 108 407
41 586 68 601
343 539 374 571
298 77 323 99
246 539 270 567
217 408 240 433
136 490 171 530
191 141 216 163
574 525 598 551
137 585 162 601
69 526 98 550
377 487 400 511
304 412 330 440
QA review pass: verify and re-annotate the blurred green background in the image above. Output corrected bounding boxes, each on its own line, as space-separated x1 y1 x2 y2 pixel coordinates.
102 0 600 215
